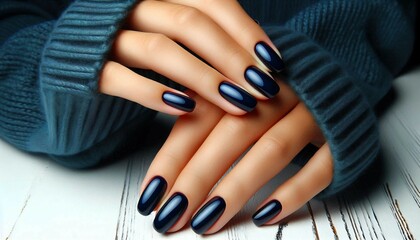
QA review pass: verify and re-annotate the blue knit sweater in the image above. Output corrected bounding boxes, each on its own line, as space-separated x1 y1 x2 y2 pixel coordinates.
0 0 415 197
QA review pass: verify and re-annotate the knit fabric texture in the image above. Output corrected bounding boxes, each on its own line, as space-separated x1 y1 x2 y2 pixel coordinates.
239 0 415 197
0 0 157 168
0 0 416 197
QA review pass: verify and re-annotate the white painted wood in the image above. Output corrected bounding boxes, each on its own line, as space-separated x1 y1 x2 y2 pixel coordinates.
1 68 420 240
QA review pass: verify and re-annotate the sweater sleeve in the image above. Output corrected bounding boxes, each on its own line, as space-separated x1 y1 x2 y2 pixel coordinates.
241 0 415 197
0 0 157 168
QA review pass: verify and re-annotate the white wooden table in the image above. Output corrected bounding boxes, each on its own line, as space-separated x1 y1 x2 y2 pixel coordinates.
1 69 420 240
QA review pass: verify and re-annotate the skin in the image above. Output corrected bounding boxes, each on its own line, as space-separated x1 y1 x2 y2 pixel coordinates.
98 0 334 235
143 84 333 234
100 0 276 115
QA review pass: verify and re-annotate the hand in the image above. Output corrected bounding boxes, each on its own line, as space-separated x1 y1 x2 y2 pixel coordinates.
98 0 284 115
138 81 334 234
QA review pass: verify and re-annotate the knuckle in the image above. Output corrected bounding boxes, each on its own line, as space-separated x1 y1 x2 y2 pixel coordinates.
143 33 170 53
259 136 289 159
100 62 121 91
196 66 215 84
101 61 118 79
172 6 204 26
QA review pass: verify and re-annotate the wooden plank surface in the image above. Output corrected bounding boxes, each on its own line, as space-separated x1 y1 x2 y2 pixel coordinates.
1 69 420 240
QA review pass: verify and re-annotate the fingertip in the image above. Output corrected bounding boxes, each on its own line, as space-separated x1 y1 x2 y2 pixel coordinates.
137 176 168 216
153 192 189 234
244 66 280 99
218 81 257 113
162 91 196 113
254 41 285 73
255 144 334 226
190 196 226 235
252 199 283 227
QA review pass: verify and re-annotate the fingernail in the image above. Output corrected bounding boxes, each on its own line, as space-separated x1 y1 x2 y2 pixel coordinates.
162 92 196 112
245 66 280 98
191 196 226 235
255 42 285 73
252 200 282 226
153 192 188 233
137 176 167 216
218 81 257 112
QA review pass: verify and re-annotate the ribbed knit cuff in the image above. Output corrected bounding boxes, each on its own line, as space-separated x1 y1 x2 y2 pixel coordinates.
40 0 138 94
0 22 55 150
32 0 159 165
265 26 380 198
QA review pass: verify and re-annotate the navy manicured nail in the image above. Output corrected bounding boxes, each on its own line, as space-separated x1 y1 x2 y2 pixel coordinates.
245 66 280 98
153 192 188 233
191 197 226 235
137 176 167 216
252 200 282 226
218 81 257 112
162 92 196 112
255 42 285 73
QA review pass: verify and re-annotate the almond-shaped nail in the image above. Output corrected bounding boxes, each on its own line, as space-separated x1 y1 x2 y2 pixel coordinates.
191 196 226 234
218 81 257 112
162 92 196 112
255 42 285 73
252 200 282 226
245 66 280 98
137 176 167 216
153 192 188 233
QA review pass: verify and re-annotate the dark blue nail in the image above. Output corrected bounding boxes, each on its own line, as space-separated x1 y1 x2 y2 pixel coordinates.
252 200 282 226
245 66 280 98
255 42 285 73
191 197 226 235
218 81 257 112
153 192 188 233
162 92 196 112
137 176 167 216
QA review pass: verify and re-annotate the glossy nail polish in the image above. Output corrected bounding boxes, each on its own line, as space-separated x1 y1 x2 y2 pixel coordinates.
137 176 167 216
162 92 196 112
153 192 188 234
252 200 282 226
245 66 280 98
191 197 226 235
255 42 285 73
218 81 257 112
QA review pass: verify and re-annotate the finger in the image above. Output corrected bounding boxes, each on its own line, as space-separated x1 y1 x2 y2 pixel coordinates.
128 1 280 99
137 95 224 216
252 144 333 226
99 61 195 115
112 30 256 115
152 83 299 233
191 103 319 234
165 0 285 73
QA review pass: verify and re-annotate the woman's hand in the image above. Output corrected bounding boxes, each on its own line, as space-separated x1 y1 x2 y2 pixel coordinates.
138 81 334 234
99 0 284 115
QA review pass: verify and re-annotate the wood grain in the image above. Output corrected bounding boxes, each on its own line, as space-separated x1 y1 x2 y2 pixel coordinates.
1 69 420 239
